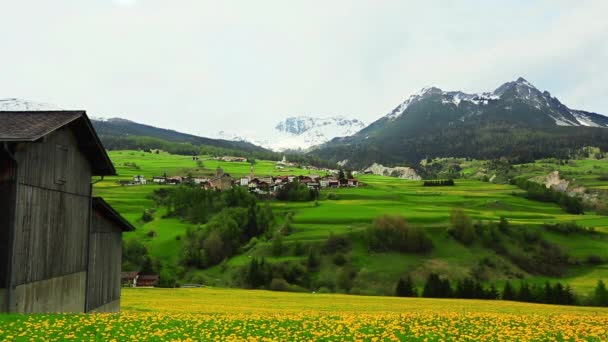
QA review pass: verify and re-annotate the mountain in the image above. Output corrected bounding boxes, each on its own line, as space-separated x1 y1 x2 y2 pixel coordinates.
0 98 271 153
311 78 608 168
91 118 271 153
216 115 365 152
0 98 62 111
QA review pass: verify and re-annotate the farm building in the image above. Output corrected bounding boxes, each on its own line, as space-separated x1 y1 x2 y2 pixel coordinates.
0 111 134 314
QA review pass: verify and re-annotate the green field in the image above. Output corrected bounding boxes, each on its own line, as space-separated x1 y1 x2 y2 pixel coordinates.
94 151 608 296
1 288 607 341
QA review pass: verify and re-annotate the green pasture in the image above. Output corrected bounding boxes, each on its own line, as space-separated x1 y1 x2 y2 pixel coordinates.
93 151 608 295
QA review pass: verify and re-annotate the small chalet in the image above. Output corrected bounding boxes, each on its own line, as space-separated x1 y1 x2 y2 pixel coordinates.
137 274 160 287
166 176 183 185
221 156 247 162
133 175 146 185
0 111 135 313
121 272 140 287
192 177 209 185
152 176 166 184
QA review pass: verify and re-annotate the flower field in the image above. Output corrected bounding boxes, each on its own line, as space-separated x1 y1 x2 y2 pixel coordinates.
2 288 608 341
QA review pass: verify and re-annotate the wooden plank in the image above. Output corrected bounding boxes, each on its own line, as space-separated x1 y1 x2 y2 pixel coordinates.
86 213 122 311
11 128 92 286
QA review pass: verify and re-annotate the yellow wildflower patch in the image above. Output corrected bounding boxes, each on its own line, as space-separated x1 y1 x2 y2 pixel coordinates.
1 288 607 341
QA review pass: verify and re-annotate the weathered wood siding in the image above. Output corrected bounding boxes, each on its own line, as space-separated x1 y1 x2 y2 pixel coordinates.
86 211 122 312
0 153 16 292
10 128 92 310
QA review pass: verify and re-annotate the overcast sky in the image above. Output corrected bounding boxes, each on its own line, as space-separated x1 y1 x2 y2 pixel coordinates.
1 0 607 137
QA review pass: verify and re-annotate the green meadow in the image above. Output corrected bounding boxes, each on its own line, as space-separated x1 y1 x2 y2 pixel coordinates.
94 151 608 296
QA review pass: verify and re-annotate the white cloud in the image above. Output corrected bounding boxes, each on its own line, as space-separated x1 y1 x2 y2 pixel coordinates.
0 0 606 137
111 0 138 7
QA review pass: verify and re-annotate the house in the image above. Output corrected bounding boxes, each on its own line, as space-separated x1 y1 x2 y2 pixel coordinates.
166 176 182 185
152 176 166 184
209 167 233 191
307 182 320 190
239 177 250 186
136 274 160 287
121 272 139 287
192 177 209 185
133 175 146 185
220 156 247 162
0 111 135 313
347 179 359 187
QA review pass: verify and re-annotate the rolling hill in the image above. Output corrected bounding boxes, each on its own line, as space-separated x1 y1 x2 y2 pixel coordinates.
310 78 608 168
91 117 271 153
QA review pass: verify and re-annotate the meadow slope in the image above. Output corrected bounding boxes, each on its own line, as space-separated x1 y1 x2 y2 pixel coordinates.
94 151 608 296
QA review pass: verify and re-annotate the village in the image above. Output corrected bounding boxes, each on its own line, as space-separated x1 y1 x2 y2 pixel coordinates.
124 155 360 197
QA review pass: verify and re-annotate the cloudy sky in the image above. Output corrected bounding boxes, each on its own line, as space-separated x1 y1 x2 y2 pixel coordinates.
1 0 607 137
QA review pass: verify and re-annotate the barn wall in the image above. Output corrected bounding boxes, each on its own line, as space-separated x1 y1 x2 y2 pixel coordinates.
0 289 5 311
0 152 16 304
10 128 92 313
86 212 122 312
12 272 86 313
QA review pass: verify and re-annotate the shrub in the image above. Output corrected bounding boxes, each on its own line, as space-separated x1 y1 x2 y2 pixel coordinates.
337 267 357 293
271 233 284 257
327 193 339 200
333 253 347 266
367 215 433 253
269 278 290 291
543 222 594 235
586 255 605 265
293 240 305 256
306 248 320 270
141 209 154 223
449 209 475 245
322 234 350 254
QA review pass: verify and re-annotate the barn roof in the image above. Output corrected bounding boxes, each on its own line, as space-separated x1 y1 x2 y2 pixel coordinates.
92 197 136 232
0 111 116 175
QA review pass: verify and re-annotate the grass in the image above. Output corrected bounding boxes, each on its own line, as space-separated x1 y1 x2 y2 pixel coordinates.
93 151 608 296
1 288 608 341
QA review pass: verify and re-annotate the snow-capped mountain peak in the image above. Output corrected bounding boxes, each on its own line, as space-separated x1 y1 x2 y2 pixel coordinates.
381 78 608 128
0 98 62 111
216 115 365 152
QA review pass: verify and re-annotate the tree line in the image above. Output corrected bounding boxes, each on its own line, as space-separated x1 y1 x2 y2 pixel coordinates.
396 274 608 307
512 178 584 214
423 179 455 187
100 135 338 169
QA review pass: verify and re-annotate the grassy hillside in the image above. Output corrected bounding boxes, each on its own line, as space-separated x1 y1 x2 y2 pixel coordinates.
94 151 608 296
1 288 607 340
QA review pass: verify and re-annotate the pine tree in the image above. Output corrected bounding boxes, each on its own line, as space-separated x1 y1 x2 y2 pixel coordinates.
404 276 417 297
593 280 608 307
395 278 408 297
306 248 319 270
543 282 555 304
396 276 417 297
487 284 499 300
517 283 533 302
502 281 516 301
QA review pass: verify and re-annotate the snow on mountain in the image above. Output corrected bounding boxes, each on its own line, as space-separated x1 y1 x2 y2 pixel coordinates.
215 116 365 152
0 98 62 111
382 78 608 128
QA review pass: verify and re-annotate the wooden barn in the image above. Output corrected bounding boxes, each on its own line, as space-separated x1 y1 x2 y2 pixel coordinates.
0 111 134 313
